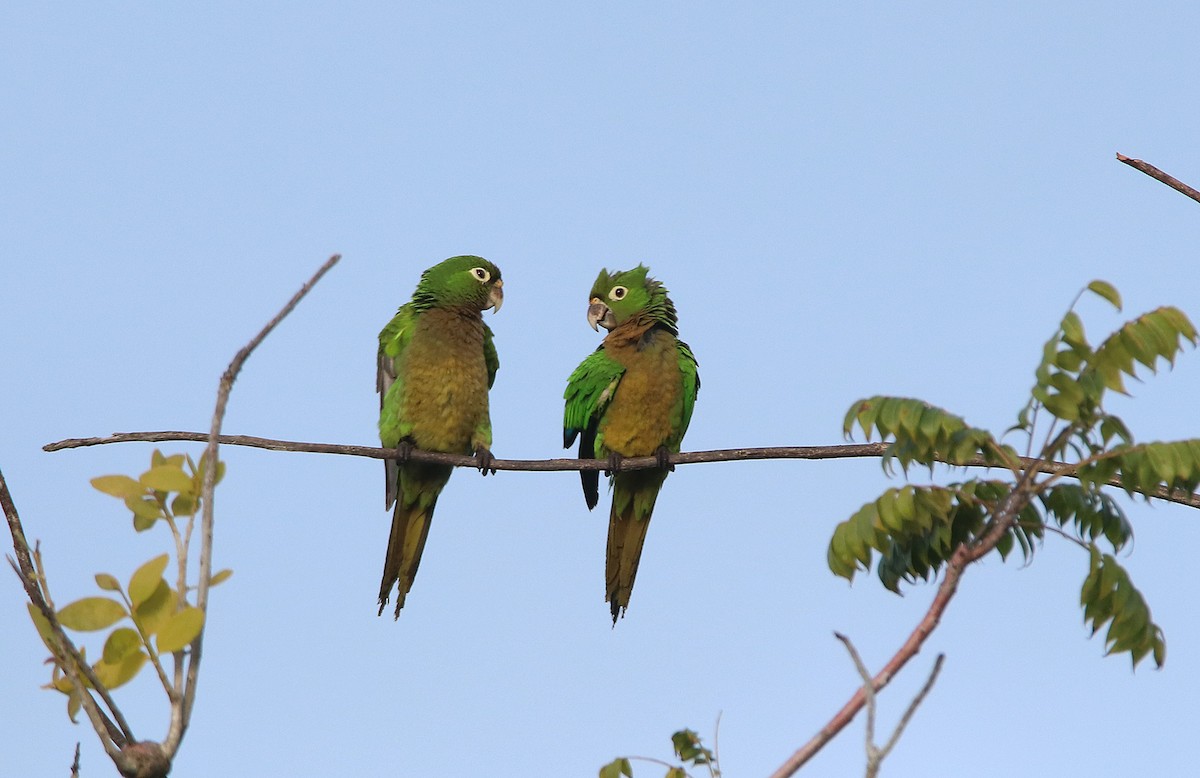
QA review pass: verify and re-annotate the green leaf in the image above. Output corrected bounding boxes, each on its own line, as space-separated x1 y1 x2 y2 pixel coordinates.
101 627 142 664
132 580 175 636
129 554 170 608
140 464 195 495
27 603 57 651
93 649 148 690
171 493 197 516
1086 280 1122 311
67 689 82 723
156 606 205 654
91 475 143 498
599 758 632 778
95 573 122 592
209 568 234 587
57 597 127 631
125 495 163 524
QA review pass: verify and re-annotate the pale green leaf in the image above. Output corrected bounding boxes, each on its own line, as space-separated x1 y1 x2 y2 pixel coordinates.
1087 280 1122 311
140 465 195 495
133 580 175 636
209 568 234 587
156 606 205 654
57 597 127 631
101 627 142 664
94 573 122 592
129 554 170 608
91 475 143 498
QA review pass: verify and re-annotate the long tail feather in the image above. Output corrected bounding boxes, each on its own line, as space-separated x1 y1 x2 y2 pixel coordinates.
606 471 665 623
378 464 449 618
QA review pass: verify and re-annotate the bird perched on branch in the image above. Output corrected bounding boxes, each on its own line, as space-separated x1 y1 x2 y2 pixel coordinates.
376 255 503 617
564 265 699 623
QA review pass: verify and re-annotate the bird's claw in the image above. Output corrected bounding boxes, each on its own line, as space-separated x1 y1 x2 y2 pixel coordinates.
605 452 623 477
654 446 674 472
394 440 414 464
475 446 497 476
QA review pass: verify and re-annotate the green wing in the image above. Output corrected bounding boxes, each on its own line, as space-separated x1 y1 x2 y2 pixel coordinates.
564 347 625 509
378 304 418 507
675 339 700 443
483 322 499 389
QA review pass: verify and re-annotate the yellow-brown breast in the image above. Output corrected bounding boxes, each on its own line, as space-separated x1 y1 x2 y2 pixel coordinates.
397 307 491 454
599 326 683 457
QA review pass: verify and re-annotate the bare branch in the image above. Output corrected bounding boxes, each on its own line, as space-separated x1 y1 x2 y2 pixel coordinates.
42 433 1200 510
167 253 340 755
1117 153 1200 204
769 478 1031 778
878 653 944 763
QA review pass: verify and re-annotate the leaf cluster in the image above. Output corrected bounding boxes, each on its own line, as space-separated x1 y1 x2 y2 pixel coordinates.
27 451 231 721
599 729 719 778
830 282 1197 669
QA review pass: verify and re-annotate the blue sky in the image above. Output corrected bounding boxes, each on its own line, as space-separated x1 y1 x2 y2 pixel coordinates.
3 2 1199 776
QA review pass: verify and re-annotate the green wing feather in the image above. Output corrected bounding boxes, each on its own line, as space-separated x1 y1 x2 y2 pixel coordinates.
676 339 701 442
378 304 418 507
483 322 499 389
563 347 625 508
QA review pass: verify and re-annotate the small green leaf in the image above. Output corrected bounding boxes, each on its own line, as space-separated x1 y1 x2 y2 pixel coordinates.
140 465 195 495
101 627 142 664
209 568 234 587
125 495 163 523
129 554 170 608
67 689 82 723
133 581 175 636
91 475 143 498
93 649 148 690
171 493 196 516
57 597 127 631
95 573 122 592
598 758 632 778
27 603 57 651
156 606 205 654
1087 280 1122 311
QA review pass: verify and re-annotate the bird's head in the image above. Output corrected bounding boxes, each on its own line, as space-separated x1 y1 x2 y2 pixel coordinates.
415 255 504 314
586 264 677 334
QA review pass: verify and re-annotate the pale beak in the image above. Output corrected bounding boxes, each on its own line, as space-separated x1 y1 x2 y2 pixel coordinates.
587 297 616 331
488 280 504 314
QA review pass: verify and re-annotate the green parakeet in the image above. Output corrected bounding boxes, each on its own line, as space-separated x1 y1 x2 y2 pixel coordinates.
377 255 504 618
563 265 699 623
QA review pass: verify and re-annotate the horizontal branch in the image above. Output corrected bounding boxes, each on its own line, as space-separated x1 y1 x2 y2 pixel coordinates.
42 431 1200 510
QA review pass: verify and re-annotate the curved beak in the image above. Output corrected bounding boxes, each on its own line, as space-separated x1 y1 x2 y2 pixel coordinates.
587 297 616 331
487 280 504 314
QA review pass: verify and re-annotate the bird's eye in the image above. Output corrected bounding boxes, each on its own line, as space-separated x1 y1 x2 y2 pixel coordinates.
609 286 627 301
471 267 491 283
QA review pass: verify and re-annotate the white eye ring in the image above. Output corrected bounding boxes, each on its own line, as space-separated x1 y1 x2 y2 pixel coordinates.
609 285 627 301
471 267 491 283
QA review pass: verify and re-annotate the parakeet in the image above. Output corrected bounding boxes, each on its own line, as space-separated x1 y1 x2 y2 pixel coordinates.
377 255 504 618
563 265 699 623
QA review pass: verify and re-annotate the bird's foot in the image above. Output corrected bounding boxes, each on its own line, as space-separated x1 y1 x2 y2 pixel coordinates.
393 440 414 464
474 446 497 476
654 445 674 472
605 452 624 477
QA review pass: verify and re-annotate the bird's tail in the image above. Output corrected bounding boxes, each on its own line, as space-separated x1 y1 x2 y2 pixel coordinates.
606 470 667 624
378 467 448 618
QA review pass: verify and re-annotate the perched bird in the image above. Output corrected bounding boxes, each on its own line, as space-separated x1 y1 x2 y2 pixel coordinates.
377 255 503 617
563 265 699 623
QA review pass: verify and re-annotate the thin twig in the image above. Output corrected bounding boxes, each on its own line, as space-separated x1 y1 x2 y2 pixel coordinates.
878 653 944 762
833 633 878 773
70 742 80 778
1117 153 1200 204
42 434 1200 510
166 253 340 755
3 471 134 761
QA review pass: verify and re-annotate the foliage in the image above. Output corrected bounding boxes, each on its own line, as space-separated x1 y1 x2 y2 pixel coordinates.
27 450 231 722
599 729 720 778
829 281 1196 669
